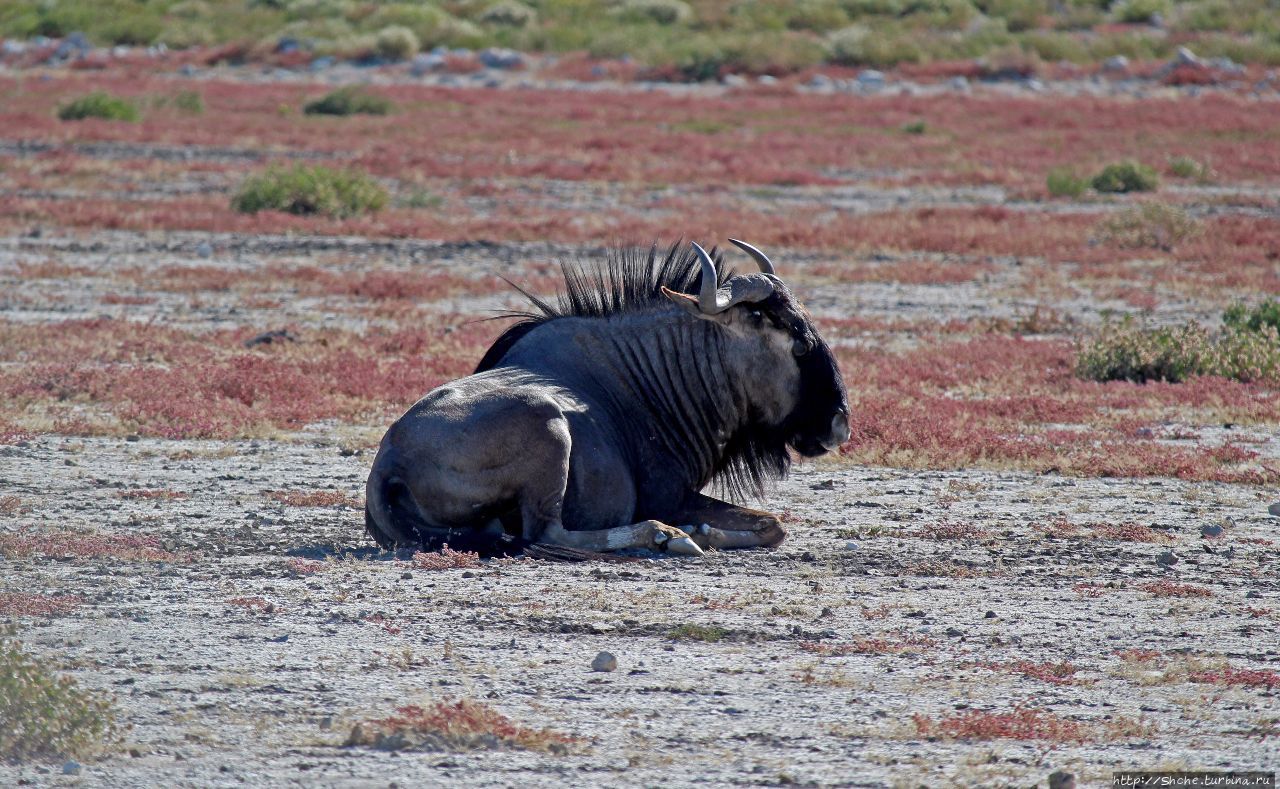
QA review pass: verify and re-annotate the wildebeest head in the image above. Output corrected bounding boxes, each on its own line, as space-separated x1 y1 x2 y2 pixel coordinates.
661 240 850 460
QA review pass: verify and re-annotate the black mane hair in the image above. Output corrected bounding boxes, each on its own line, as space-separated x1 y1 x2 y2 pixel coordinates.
474 241 792 501
474 241 727 373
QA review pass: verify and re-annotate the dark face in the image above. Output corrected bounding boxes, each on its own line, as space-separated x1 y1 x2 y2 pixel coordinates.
751 286 850 458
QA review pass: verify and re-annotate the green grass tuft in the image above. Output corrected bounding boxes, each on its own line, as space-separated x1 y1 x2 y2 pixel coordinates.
1046 167 1088 198
1077 317 1280 384
1091 161 1160 193
231 165 388 219
303 87 395 117
1223 299 1280 334
57 92 140 122
0 628 121 762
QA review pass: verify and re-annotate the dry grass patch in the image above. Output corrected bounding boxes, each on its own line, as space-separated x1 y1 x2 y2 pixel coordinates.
1139 580 1214 598
346 699 578 754
0 593 81 618
0 529 193 563
800 634 938 657
411 546 482 571
912 705 1090 744
266 490 361 508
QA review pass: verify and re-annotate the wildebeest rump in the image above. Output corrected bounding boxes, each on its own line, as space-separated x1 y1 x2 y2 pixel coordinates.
365 240 850 556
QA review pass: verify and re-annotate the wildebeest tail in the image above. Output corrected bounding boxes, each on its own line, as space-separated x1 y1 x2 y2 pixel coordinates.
365 453 522 556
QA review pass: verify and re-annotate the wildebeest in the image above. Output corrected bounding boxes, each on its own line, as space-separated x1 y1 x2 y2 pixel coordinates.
365 240 849 557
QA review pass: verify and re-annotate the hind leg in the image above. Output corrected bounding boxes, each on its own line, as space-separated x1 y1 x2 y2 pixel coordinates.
523 416 702 556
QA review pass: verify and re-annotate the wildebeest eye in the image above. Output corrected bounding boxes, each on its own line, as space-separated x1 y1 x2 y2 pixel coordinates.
747 309 764 324
792 337 809 357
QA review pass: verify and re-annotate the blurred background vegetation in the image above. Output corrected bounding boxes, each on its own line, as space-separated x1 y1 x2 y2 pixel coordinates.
1 0 1279 74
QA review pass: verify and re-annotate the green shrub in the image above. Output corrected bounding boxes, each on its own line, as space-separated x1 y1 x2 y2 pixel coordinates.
1095 202 1200 250
1167 155 1213 181
1223 299 1280 333
303 87 394 116
1111 0 1169 24
611 0 693 25
1046 167 1088 198
0 628 121 762
231 165 388 218
1077 318 1280 384
57 92 141 122
1091 161 1159 193
374 24 419 60
827 24 924 67
480 0 536 27
901 119 927 134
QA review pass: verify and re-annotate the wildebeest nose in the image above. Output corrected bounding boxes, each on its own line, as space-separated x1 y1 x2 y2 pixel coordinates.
821 411 851 452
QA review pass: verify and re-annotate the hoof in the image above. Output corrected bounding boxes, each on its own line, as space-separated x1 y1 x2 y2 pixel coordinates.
665 535 704 557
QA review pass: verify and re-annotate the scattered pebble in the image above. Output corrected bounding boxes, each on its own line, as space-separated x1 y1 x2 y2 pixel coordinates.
1201 523 1223 539
62 760 81 776
1156 551 1179 567
984 610 997 619
1268 502 1280 517
591 651 618 672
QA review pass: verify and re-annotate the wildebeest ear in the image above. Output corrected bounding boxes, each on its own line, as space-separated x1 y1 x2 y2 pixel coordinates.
660 285 729 323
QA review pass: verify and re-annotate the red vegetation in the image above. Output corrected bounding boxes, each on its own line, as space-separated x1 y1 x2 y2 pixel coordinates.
0 592 81 617
117 489 189 501
913 706 1090 743
411 545 483 571
913 521 989 541
1139 581 1214 598
1188 666 1280 690
837 335 1280 484
350 699 578 752
267 490 361 508
227 596 276 613
0 317 493 439
285 557 327 576
984 660 1081 685
800 634 937 656
0 529 192 563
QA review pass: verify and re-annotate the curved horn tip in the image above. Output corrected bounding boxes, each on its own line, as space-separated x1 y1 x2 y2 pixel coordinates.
691 242 725 314
727 237 776 276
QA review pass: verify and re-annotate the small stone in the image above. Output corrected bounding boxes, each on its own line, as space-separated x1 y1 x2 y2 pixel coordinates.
1246 590 1262 599
757 75 777 85
857 69 885 85
400 572 412 580
1048 771 1075 789
947 76 969 91
478 48 524 70
984 610 997 619
461 570 476 578
1102 55 1129 72
62 760 81 776
1175 46 1203 67
1268 502 1280 517
1201 523 1223 539
195 241 213 258
1156 550 1179 567
807 73 834 89
945 627 964 638
589 622 614 634
591 651 618 672
722 74 747 87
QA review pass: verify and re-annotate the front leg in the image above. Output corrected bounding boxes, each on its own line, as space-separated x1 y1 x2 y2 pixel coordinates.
672 492 787 550
537 520 704 556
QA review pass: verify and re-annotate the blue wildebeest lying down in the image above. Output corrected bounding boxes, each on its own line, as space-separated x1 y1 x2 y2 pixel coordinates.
365 240 849 557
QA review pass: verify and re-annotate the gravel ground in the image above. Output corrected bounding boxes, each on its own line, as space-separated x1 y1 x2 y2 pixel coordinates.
2 415 1279 787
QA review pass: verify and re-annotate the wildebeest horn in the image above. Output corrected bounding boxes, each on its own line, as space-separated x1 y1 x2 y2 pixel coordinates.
727 238 776 275
691 242 775 315
692 242 721 314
